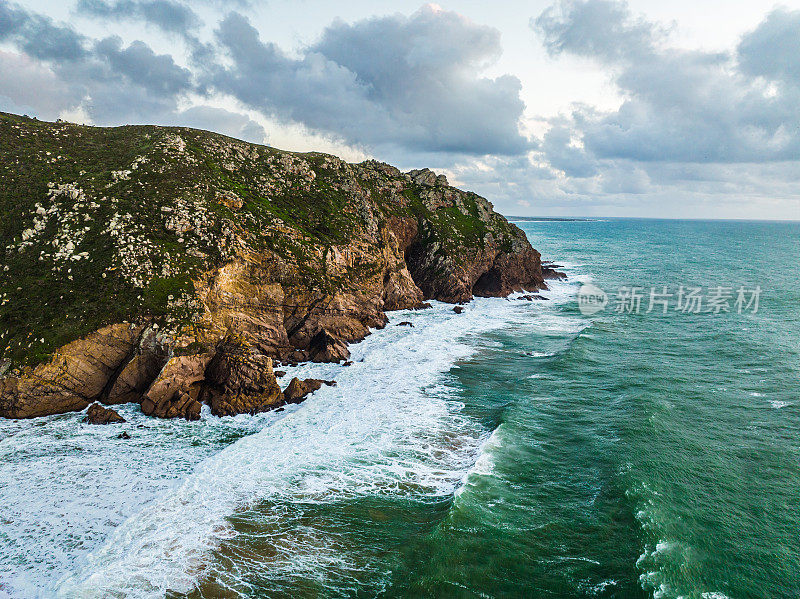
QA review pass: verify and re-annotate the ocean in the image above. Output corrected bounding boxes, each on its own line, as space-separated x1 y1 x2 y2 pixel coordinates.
0 219 798 598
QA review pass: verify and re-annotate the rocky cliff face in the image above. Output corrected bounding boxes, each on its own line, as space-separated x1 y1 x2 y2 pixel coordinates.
0 112 551 420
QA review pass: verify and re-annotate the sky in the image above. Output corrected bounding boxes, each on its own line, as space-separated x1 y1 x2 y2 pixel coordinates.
2 1 800 219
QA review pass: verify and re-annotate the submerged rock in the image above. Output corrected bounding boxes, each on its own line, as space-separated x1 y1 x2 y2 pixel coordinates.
453 306 465 314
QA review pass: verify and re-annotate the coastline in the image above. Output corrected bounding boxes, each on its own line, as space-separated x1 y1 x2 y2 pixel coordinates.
0 283 578 597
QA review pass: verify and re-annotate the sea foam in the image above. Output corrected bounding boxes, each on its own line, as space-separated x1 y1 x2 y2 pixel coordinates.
52 293 570 598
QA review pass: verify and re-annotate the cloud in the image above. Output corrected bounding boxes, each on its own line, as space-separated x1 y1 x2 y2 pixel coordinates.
534 0 662 63
174 105 267 143
209 5 529 156
0 0 87 61
0 1 198 124
533 1 800 165
737 8 800 85
93 36 193 96
2 2 527 158
540 121 597 177
75 0 200 35
0 51 80 118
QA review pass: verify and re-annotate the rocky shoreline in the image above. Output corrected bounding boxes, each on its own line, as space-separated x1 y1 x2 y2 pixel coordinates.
0 112 561 422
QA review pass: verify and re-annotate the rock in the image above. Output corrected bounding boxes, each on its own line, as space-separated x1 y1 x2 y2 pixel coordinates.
308 329 350 363
274 370 286 377
453 306 465 314
342 361 353 366
472 247 546 298
0 323 144 419
85 402 125 424
520 294 548 301
541 265 567 280
118 431 131 439
1 115 555 421
203 342 283 417
408 168 439 187
397 321 414 327
141 353 212 420
217 191 243 211
283 377 335 404
104 328 170 405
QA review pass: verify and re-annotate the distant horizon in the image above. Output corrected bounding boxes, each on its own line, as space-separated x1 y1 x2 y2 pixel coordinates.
507 215 800 223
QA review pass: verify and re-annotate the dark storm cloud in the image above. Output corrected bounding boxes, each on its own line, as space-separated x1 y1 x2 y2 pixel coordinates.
209 6 529 155
533 1 800 169
76 0 200 35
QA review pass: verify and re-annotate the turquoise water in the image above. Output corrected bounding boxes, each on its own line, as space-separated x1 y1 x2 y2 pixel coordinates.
1 219 798 598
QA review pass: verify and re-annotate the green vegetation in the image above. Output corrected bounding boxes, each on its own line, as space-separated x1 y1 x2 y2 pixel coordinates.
0 112 523 368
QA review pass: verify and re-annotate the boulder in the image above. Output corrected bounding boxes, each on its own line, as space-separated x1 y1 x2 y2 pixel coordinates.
283 377 336 404
408 168 438 187
308 329 350 363
453 306 465 314
141 353 212 420
203 342 284 417
85 402 125 424
397 321 414 327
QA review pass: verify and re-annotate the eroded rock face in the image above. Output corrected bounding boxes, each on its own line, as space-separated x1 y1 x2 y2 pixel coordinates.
141 354 212 420
105 328 170 405
0 323 143 419
85 402 125 424
0 117 554 421
472 245 546 298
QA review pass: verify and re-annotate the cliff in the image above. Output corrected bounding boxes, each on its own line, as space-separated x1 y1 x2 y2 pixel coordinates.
0 112 550 419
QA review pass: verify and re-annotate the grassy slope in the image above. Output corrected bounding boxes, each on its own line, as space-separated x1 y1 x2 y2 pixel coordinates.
0 112 519 368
